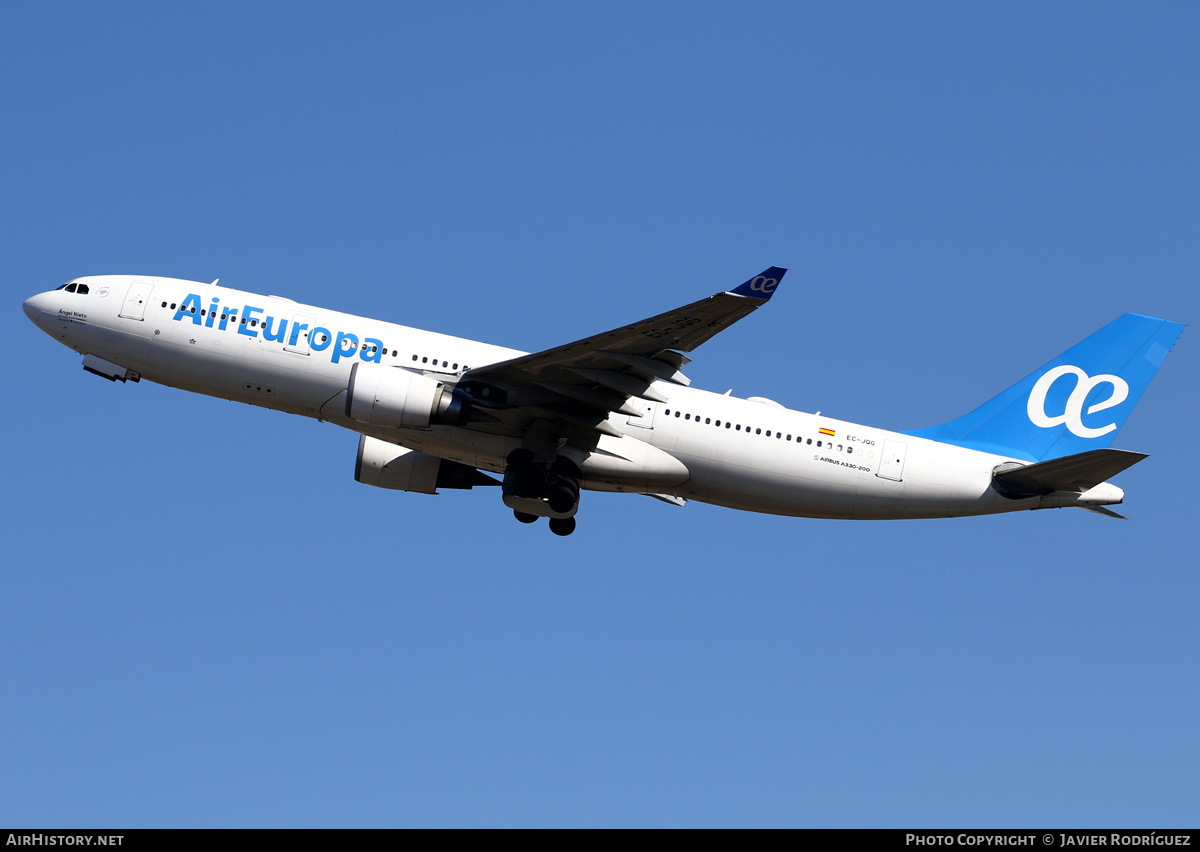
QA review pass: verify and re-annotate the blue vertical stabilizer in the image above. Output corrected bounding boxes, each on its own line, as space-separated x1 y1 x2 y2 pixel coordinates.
905 313 1185 461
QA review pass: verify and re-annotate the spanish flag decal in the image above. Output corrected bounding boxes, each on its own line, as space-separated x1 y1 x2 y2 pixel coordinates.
819 427 836 437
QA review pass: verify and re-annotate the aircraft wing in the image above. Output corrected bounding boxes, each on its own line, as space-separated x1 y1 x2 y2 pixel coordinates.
460 267 785 434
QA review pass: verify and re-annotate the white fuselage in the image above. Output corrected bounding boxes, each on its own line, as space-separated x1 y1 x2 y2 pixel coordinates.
23 275 1073 520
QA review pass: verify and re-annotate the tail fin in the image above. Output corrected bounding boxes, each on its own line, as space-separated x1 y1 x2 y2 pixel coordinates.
905 313 1184 461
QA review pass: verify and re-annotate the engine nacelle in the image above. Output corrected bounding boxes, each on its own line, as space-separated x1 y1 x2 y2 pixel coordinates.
355 435 498 493
345 362 457 429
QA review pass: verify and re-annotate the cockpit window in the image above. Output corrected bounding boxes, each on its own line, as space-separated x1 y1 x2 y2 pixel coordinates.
64 283 77 293
77 284 89 295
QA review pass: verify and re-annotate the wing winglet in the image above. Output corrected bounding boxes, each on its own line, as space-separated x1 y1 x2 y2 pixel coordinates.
728 266 787 301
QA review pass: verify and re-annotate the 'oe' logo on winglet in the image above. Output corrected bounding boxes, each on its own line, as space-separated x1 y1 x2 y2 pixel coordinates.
1026 365 1129 438
748 276 778 294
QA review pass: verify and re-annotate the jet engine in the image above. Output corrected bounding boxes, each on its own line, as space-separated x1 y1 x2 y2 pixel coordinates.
345 362 469 428
355 435 498 493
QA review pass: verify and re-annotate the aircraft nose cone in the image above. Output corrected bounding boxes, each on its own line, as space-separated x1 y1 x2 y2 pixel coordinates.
23 293 47 323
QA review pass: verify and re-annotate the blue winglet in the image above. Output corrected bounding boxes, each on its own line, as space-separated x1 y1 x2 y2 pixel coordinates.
728 267 787 301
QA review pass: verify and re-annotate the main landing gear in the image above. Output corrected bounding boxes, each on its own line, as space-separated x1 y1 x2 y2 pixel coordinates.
511 511 577 536
502 451 581 536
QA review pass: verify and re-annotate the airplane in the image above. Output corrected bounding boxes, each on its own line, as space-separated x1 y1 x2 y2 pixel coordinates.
22 269 1184 535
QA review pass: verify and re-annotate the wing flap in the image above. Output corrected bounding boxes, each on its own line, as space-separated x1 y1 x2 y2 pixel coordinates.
566 367 669 402
601 352 692 385
535 382 644 417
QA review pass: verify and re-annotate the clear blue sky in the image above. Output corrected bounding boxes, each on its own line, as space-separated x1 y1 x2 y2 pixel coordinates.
3 2 1197 827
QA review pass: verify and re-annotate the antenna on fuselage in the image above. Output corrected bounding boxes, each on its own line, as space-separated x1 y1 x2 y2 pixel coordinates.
210 278 219 286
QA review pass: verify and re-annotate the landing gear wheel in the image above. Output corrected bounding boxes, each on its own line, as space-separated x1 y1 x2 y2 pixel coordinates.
548 516 576 536
514 511 538 524
547 483 577 514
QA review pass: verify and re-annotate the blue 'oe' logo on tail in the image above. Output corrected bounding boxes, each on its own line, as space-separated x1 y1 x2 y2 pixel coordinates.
905 313 1185 461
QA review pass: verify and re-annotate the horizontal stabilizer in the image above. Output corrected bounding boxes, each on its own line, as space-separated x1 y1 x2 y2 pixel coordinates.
1080 505 1128 520
994 448 1147 495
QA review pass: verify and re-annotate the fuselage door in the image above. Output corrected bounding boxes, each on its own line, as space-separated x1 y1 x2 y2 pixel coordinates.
284 314 322 355
877 439 908 482
119 280 155 320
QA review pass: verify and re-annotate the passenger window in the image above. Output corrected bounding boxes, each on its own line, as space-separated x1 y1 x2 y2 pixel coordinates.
715 420 721 426
817 440 822 447
171 303 177 309
756 428 761 435
725 422 731 428
807 438 812 445
705 418 711 424
837 444 843 451
453 363 458 370
442 360 448 367
787 434 792 441
412 355 418 361
776 432 782 439
422 357 428 363
162 302 168 308
847 447 853 454
765 430 771 437
675 411 681 418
